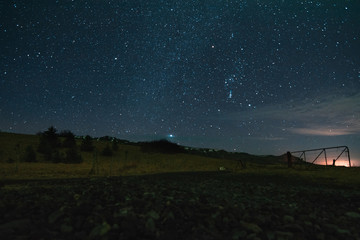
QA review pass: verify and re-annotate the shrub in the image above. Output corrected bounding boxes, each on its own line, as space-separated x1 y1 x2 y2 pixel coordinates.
44 150 64 163
80 135 95 152
61 130 77 148
140 139 185 154
112 140 119 151
23 145 37 162
64 148 83 163
101 144 113 156
38 126 60 154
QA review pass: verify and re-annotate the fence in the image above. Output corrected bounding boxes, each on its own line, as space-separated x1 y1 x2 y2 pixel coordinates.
291 146 351 167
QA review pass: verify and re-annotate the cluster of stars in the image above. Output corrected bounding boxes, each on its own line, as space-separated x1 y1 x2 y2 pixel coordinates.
0 0 359 159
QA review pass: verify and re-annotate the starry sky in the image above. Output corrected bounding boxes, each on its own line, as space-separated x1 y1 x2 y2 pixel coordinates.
1 0 359 165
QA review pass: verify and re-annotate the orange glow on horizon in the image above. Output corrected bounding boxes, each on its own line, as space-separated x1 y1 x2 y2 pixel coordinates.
312 158 359 167
292 149 359 167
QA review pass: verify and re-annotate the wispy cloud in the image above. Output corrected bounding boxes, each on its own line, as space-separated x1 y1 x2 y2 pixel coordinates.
289 127 358 136
223 93 360 137
286 93 360 136
255 136 286 141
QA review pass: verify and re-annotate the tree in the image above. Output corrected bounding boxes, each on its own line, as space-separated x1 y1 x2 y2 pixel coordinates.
37 126 60 154
64 148 83 163
112 140 119 151
23 145 37 162
61 130 77 148
140 139 185 154
51 150 64 163
80 135 95 152
101 144 113 156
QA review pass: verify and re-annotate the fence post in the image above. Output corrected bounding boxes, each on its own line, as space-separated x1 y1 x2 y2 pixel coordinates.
287 151 292 168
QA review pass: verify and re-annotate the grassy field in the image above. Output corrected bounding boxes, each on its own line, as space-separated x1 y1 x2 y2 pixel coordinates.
1 132 360 239
1 131 359 188
0 132 243 180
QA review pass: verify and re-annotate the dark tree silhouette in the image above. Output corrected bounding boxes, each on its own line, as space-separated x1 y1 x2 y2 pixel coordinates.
101 144 113 156
80 135 95 152
64 148 83 163
140 139 185 154
61 130 77 148
37 126 61 161
51 150 64 163
112 140 119 151
23 145 37 162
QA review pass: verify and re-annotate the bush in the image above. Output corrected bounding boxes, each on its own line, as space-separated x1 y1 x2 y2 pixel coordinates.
80 135 95 152
61 130 77 148
112 141 119 151
38 126 60 154
23 145 37 162
43 150 64 163
64 148 83 163
140 139 185 154
101 144 113 156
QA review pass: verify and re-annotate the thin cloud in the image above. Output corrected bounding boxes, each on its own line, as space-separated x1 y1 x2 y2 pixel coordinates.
222 93 360 137
289 127 358 136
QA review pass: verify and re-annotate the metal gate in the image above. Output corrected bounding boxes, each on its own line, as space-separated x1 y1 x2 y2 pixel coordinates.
291 146 351 167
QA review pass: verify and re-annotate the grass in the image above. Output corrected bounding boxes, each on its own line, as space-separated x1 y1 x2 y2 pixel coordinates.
0 132 239 180
0 132 359 189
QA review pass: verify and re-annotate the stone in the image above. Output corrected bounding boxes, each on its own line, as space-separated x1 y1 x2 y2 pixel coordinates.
232 230 247 239
336 228 351 235
275 231 293 240
283 223 304 233
146 218 156 232
48 209 64 224
147 210 160 220
345 211 360 219
60 224 73 233
246 233 261 240
283 215 294 224
0 219 31 232
240 221 262 234
89 221 111 238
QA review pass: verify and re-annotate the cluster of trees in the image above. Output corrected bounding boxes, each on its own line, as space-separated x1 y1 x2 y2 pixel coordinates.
37 126 82 163
140 139 185 154
80 135 119 156
35 126 120 163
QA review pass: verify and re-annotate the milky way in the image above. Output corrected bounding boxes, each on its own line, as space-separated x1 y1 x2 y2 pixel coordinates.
1 1 359 164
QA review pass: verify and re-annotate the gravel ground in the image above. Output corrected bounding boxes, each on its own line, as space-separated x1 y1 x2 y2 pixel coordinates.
0 171 359 240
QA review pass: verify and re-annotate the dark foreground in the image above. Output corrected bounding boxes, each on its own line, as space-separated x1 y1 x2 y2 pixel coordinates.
1 171 360 240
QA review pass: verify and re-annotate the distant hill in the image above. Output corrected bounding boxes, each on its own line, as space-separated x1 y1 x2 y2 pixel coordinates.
0 131 291 165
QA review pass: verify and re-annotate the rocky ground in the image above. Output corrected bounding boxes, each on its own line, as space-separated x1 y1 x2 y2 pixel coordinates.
0 171 359 240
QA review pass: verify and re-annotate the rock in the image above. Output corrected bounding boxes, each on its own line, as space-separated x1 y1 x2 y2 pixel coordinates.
240 221 262 234
0 218 31 232
89 221 111 238
316 233 325 240
60 224 73 233
304 221 312 227
232 230 247 239
336 227 351 235
275 231 293 240
146 218 156 232
48 209 64 224
246 233 261 240
283 215 294 224
147 210 160 220
345 211 360 219
115 207 132 217
283 223 304 233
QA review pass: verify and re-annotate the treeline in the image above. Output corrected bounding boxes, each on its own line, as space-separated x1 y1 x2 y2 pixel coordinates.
21 126 121 164
36 126 82 163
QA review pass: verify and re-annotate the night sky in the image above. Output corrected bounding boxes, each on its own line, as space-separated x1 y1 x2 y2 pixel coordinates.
1 1 359 165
